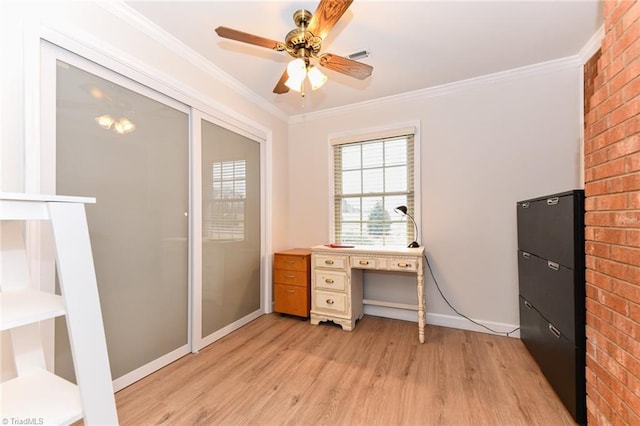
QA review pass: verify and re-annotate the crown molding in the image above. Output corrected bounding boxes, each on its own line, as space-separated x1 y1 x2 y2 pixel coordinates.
578 25 605 64
99 1 289 122
289 55 582 124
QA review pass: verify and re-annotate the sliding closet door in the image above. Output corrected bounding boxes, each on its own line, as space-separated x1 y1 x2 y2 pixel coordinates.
49 51 190 389
195 116 262 349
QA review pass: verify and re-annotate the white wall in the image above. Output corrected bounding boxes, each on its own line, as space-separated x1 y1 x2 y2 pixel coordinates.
288 64 583 332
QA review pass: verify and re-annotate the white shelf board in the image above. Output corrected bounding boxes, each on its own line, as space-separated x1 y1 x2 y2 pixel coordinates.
0 289 66 331
1 369 82 425
0 192 95 204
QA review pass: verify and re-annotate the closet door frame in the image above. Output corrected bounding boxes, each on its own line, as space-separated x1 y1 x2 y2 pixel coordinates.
29 24 272 390
191 110 267 352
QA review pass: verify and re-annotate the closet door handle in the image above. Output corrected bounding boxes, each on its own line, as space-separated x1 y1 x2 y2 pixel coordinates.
548 324 561 339
522 252 531 259
546 197 559 206
521 202 530 209
547 261 559 271
524 301 533 310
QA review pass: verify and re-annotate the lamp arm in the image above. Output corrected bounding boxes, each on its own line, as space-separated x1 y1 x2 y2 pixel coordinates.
404 212 420 247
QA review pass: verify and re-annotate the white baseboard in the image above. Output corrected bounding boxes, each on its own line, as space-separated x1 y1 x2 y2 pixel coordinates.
363 305 520 338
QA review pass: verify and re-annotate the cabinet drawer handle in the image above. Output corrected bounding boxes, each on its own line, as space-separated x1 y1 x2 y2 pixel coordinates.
286 274 296 279
547 261 559 271
546 197 559 206
326 299 335 305
286 290 295 294
521 202 530 209
522 252 530 259
548 324 561 338
524 301 533 310
325 260 334 265
359 260 369 265
285 260 296 264
325 278 334 284
397 263 410 268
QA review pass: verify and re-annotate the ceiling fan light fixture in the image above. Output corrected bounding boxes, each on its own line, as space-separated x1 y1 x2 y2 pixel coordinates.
113 117 136 135
307 66 327 90
287 58 307 81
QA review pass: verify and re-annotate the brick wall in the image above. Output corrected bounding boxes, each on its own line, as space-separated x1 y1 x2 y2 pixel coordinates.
584 1 640 424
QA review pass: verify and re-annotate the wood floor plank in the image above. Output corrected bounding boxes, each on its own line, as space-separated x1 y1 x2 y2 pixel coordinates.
114 314 577 425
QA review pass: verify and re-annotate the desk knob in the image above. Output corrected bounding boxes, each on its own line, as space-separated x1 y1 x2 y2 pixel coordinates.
325 260 334 265
326 299 335 305
397 263 410 268
325 278 334 284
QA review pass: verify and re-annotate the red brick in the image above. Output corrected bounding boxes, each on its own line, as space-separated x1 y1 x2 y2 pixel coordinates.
611 16 640 59
587 296 614 322
622 1 640 30
586 148 610 169
608 174 640 193
587 211 615 226
613 311 640 339
593 157 627 180
596 91 625 120
586 179 609 195
627 228 640 248
610 60 640 97
590 270 615 291
607 134 640 159
608 1 636 29
601 289 631 315
594 227 627 245
625 38 640 66
612 278 640 303
610 96 640 126
627 116 640 136
626 152 640 172
611 245 640 266
626 74 640 102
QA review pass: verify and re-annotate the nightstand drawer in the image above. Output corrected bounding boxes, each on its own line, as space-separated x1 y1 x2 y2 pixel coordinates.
314 271 347 291
314 254 347 270
274 284 309 317
274 269 308 287
274 254 308 271
314 290 347 314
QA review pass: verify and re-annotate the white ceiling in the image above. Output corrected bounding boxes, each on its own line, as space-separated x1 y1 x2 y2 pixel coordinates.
124 0 603 117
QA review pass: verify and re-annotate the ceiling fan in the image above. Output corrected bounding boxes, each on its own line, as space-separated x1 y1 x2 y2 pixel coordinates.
215 0 373 96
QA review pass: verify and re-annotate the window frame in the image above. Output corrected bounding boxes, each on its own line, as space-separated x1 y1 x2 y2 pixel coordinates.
328 122 422 246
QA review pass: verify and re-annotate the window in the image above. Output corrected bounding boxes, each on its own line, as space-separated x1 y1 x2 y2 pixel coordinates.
333 130 417 246
204 160 246 241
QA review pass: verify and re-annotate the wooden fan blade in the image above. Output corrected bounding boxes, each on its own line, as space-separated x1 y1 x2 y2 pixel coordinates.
307 0 353 40
273 68 290 94
215 26 285 51
319 53 373 80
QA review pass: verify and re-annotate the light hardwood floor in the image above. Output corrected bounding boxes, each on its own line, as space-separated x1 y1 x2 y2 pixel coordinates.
115 314 576 425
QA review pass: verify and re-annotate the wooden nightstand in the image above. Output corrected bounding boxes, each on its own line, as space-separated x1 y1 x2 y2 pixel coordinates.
273 249 311 318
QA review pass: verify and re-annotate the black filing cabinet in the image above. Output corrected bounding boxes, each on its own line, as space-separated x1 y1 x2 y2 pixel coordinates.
517 190 585 424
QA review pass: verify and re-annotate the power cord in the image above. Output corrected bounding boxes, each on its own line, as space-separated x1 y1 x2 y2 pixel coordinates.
423 253 520 337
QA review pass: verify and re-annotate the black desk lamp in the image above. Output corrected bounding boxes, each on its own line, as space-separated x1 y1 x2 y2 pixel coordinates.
394 205 420 248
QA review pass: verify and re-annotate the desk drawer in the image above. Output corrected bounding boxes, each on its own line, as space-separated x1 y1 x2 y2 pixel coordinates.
351 256 378 269
314 271 347 292
274 269 308 287
386 258 418 272
274 254 308 271
274 284 309 317
314 290 347 314
314 254 347 270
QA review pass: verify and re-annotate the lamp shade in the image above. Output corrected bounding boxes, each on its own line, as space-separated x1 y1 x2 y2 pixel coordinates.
307 66 327 90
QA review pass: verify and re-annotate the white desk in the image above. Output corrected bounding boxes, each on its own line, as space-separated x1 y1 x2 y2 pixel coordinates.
309 245 426 343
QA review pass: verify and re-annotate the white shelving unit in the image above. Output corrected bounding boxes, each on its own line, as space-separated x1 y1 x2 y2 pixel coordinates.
1 192 118 425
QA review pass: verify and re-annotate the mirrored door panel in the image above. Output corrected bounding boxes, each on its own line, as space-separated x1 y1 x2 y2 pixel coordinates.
201 119 261 339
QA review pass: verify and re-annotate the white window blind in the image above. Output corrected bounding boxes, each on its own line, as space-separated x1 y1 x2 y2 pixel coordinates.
333 133 415 246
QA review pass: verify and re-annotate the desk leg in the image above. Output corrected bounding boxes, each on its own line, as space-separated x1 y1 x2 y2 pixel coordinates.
417 256 426 343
